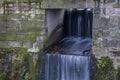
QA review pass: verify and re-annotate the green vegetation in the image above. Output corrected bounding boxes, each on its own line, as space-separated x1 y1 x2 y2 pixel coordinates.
94 56 115 80
12 60 20 69
29 55 36 80
116 67 120 80
21 67 29 80
28 33 37 42
93 37 97 46
18 48 29 62
0 0 45 80
0 73 6 80
24 72 29 80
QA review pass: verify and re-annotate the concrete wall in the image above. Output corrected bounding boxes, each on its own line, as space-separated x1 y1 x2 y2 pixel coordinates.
45 9 65 36
41 0 94 8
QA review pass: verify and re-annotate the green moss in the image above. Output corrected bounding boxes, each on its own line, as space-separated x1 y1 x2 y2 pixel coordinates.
6 33 17 40
28 33 37 42
35 13 45 16
3 0 16 3
36 8 45 11
17 35 26 42
0 33 6 40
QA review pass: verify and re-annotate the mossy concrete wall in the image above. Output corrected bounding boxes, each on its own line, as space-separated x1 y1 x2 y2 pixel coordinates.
0 3 45 49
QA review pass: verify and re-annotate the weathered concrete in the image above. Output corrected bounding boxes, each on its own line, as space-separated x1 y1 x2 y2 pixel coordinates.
41 0 94 8
45 9 64 36
44 9 65 49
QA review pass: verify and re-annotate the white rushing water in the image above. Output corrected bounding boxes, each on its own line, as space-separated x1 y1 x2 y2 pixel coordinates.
45 54 90 80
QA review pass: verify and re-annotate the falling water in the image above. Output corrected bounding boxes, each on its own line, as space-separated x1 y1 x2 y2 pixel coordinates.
45 54 90 80
64 9 92 37
36 9 93 80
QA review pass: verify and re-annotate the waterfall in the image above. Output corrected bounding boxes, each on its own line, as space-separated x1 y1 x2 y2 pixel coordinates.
45 54 90 80
36 9 93 80
64 9 93 38
61 9 93 54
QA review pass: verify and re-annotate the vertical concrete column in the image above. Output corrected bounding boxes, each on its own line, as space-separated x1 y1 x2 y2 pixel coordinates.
44 9 65 49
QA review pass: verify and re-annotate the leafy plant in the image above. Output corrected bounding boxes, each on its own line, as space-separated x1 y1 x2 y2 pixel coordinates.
28 33 37 42
24 72 29 80
18 48 29 62
94 56 115 80
22 67 29 80
12 60 20 69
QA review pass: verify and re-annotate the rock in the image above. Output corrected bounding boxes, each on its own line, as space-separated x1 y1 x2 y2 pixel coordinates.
108 47 120 53
97 37 120 48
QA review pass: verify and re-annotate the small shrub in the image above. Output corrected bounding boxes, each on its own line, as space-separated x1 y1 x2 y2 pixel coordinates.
12 60 20 69
94 56 115 80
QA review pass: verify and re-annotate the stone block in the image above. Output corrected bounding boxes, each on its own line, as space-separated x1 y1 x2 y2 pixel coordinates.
93 13 101 29
118 17 120 29
99 17 110 30
0 33 6 41
108 47 120 53
109 28 120 38
93 46 107 57
97 37 120 47
93 29 110 38
109 16 119 28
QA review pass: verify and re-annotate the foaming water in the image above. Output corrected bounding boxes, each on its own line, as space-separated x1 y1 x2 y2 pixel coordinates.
60 37 92 54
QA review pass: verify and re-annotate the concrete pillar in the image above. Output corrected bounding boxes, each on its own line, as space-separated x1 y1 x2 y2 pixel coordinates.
44 9 65 49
